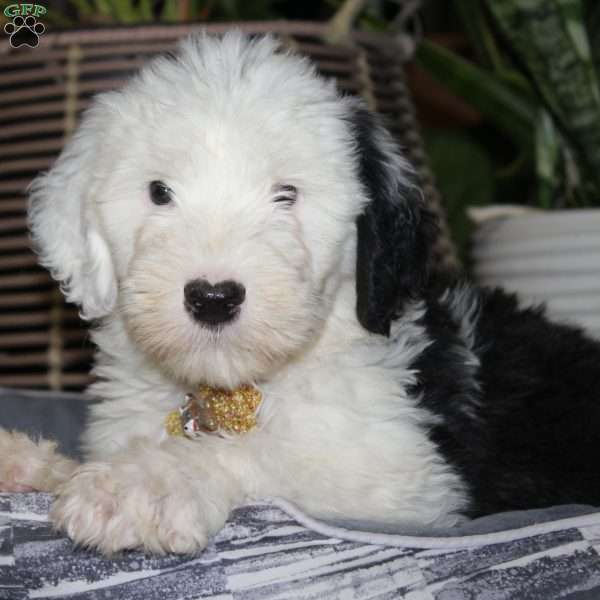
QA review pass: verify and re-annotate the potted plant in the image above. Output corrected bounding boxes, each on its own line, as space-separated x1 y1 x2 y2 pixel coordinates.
417 0 600 338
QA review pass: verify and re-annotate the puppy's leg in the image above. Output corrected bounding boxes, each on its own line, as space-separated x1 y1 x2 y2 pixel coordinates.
51 436 247 555
0 429 78 492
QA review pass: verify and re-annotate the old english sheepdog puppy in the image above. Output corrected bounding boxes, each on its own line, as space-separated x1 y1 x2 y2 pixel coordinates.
1 32 600 555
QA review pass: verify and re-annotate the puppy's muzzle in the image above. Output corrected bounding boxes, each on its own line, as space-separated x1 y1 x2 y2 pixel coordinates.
184 278 245 327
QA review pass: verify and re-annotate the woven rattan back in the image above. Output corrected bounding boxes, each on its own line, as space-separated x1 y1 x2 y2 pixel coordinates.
0 22 456 391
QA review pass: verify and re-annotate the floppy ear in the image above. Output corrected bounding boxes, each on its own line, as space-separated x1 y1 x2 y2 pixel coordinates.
28 104 117 320
350 106 437 336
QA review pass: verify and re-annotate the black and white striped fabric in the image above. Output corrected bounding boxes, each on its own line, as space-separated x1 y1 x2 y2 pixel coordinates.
2 492 600 599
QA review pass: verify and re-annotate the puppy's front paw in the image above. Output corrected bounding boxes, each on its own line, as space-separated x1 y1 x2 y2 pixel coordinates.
0 429 78 492
51 460 226 555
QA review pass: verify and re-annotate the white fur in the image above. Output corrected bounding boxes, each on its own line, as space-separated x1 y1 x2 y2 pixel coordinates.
3 33 468 554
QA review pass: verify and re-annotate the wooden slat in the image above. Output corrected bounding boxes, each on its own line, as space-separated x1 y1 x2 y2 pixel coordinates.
0 58 144 86
0 289 55 307
0 198 27 213
0 100 69 121
0 372 92 388
2 119 69 140
375 98 410 113
0 308 79 327
0 271 51 287
0 41 175 67
296 41 358 59
314 59 356 75
0 216 28 232
0 83 68 105
0 329 87 347
0 348 92 367
0 180 30 195
0 157 54 176
0 139 63 158
0 66 61 86
0 77 127 105
332 79 361 93
0 235 34 253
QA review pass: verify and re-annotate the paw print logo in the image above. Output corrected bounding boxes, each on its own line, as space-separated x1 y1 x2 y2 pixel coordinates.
4 15 45 48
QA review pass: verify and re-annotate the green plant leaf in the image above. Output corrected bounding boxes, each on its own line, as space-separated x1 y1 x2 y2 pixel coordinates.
189 0 207 19
138 0 154 21
535 109 561 208
424 130 495 263
587 0 600 69
218 0 240 20
160 0 179 22
68 0 95 17
485 0 600 198
416 39 536 149
93 0 113 17
108 0 139 22
454 0 505 71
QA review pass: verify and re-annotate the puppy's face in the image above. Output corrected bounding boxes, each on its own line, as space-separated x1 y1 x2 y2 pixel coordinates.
65 36 364 387
29 34 429 389
112 97 361 387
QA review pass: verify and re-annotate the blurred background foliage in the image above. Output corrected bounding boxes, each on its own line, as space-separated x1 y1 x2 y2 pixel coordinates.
0 0 338 24
415 0 600 259
2 0 599 259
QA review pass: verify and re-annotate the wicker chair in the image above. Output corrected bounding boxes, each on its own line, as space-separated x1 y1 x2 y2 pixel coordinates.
0 21 457 391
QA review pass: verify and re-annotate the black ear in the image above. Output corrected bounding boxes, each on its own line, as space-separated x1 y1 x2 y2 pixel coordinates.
350 106 437 336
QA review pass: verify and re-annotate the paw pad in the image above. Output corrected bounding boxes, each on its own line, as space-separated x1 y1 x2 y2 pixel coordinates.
4 15 45 48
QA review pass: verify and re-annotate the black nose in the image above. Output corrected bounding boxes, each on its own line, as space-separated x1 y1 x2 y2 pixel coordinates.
184 279 246 326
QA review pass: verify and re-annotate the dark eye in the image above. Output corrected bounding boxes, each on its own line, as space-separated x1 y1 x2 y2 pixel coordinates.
273 184 298 205
149 181 174 206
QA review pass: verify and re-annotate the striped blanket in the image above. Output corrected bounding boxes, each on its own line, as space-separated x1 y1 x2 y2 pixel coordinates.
2 492 600 599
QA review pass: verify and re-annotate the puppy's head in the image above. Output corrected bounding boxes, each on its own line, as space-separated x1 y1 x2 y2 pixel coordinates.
29 32 433 387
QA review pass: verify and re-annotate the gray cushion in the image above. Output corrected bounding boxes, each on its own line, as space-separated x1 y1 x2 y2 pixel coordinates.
0 387 94 458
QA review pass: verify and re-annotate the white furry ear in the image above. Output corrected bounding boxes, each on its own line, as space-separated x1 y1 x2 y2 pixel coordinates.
28 105 117 320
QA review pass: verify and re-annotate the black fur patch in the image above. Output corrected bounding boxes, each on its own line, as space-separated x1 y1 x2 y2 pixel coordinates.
412 286 600 516
349 106 437 336
410 293 488 503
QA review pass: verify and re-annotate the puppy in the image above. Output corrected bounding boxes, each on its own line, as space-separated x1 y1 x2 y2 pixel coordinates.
1 32 599 555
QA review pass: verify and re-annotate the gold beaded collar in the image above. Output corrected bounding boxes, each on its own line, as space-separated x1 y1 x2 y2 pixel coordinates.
165 384 262 438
